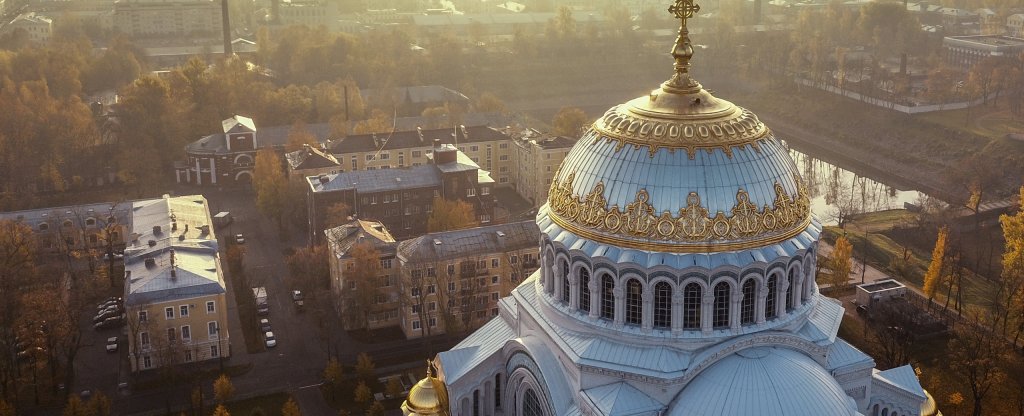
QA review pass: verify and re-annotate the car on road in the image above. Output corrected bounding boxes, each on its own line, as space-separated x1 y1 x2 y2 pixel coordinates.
259 318 271 332
102 253 124 260
106 337 118 353
264 331 277 348
94 314 124 330
291 290 303 301
234 234 245 244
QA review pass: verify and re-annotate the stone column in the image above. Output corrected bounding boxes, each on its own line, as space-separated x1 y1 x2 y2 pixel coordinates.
702 293 714 334
778 276 790 319
730 290 743 332
568 275 579 312
613 286 625 327
553 262 564 302
756 285 768 325
671 292 684 334
641 290 653 331
589 278 600 319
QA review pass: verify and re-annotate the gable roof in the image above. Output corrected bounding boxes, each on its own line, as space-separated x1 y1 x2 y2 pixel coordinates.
582 383 664 416
874 365 927 400
285 145 340 171
324 220 397 258
397 221 539 263
326 125 510 154
222 115 256 134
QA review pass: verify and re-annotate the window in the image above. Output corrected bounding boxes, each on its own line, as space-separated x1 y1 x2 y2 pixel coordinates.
38 222 49 231
208 322 218 337
412 320 421 330
492 259 499 268
500 177 509 183
495 374 502 410
427 284 436 294
626 279 642 325
381 259 393 269
683 283 702 329
561 261 570 303
365 154 374 161
412 304 421 314
375 294 388 304
349 281 357 290
207 301 215 313
139 311 148 323
180 305 189 317
787 269 798 311
491 292 499 301
184 350 193 362
741 279 756 325
480 214 491 223
428 302 436 311
447 264 455 275
499 166 509 173
143 356 152 369
510 255 518 264
601 274 615 320
478 277 486 287
654 282 672 329
211 345 219 358
412 287 421 297
523 389 543 416
579 268 591 312
165 307 174 319
481 187 490 195
499 155 509 161
500 142 509 149
167 328 176 342
766 274 778 319
448 282 456 292
467 188 476 197
429 317 437 327
474 390 480 416
85 218 96 226
412 150 422 158
491 275 499 285
181 325 191 341
140 332 150 346
371 195 378 204
714 282 731 328
427 267 436 277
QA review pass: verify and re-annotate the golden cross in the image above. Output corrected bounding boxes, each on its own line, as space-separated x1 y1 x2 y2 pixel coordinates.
669 0 701 23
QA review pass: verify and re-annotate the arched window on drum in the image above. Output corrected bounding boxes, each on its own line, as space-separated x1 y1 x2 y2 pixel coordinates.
579 268 591 313
741 279 756 325
600 274 615 320
766 273 778 320
625 279 642 325
713 282 731 329
561 260 570 303
653 282 672 329
683 283 701 330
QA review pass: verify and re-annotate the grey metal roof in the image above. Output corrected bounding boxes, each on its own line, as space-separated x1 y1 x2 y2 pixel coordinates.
324 220 398 258
326 125 509 154
0 202 131 228
124 196 225 306
308 165 442 194
285 145 340 170
397 220 539 263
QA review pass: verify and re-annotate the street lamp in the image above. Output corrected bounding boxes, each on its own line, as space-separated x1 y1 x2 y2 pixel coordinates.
215 323 224 372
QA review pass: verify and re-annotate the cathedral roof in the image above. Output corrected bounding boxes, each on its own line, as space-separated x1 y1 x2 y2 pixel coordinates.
668 347 859 416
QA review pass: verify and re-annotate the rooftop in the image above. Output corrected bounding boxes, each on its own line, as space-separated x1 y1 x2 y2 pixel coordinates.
944 35 1024 48
397 220 539 263
285 144 340 171
123 196 224 306
0 201 131 229
324 219 397 258
308 165 442 194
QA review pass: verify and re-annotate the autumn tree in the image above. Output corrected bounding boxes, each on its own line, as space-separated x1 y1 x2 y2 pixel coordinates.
949 313 1008 416
923 227 949 302
386 376 403 398
212 405 231 416
427 198 477 233
354 381 373 411
998 187 1024 343
551 107 589 138
285 245 331 296
323 357 344 400
367 401 386 416
866 301 915 369
355 352 376 383
285 120 319 152
476 92 507 114
344 242 383 330
282 397 301 416
324 203 352 229
254 149 288 230
214 374 236 404
828 236 853 289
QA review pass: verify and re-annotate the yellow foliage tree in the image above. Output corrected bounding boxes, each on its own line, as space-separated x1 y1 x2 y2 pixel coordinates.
999 187 1024 338
254 149 288 228
285 120 319 152
212 405 231 416
427 198 477 233
282 397 302 416
214 374 235 404
551 107 589 138
830 236 853 289
923 226 949 301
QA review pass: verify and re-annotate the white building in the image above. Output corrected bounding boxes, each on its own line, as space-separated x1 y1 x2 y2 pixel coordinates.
4 13 53 44
1009 14 1024 38
112 0 222 38
402 5 935 416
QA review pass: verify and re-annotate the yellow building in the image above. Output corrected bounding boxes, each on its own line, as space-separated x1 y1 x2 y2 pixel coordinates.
112 0 222 38
510 129 575 206
123 195 230 372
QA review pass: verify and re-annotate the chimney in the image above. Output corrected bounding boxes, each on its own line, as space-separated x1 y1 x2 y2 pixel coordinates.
372 133 380 149
145 258 156 268
460 125 468 141
417 126 424 143
319 175 330 184
170 249 177 279
153 225 162 235
221 0 233 56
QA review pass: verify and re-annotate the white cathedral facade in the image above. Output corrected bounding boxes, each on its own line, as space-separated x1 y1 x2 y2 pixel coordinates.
401 1 936 415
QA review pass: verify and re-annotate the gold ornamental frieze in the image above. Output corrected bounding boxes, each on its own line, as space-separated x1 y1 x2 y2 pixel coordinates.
546 171 811 251
590 104 771 158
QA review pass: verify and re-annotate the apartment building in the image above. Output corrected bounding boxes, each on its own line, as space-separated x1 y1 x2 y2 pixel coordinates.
113 0 222 38
4 13 53 44
510 129 575 206
326 219 539 339
0 202 131 256
123 195 230 372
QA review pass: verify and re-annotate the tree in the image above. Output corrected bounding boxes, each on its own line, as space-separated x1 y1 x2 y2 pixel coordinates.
948 313 1008 416
355 352 376 383
367 401 386 416
923 226 949 301
62 396 87 416
323 357 344 399
551 107 589 138
212 405 231 416
354 381 373 410
427 198 477 233
344 242 383 330
866 301 915 369
254 149 288 231
998 187 1024 343
829 236 853 289
281 397 301 416
285 120 319 152
88 391 111 416
386 376 403 398
324 203 352 229
476 92 507 114
214 374 235 404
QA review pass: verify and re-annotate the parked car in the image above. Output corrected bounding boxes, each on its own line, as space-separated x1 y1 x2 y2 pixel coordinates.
93 309 120 323
17 347 44 361
234 234 245 244
259 318 271 332
105 337 118 353
94 314 124 330
97 304 122 315
103 253 124 260
291 290 303 301
264 331 277 348
97 300 121 311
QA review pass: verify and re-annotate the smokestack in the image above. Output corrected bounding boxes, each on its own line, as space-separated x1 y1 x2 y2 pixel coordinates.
221 0 233 57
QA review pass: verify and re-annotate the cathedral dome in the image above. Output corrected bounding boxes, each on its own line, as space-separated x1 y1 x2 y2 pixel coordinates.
669 347 859 416
401 374 449 416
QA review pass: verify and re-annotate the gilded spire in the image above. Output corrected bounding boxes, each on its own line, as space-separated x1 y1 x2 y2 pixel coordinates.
666 0 702 92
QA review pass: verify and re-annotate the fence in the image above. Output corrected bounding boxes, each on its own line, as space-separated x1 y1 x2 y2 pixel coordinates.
794 78 988 114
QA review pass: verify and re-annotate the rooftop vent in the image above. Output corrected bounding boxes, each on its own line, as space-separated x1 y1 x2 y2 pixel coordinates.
144 258 156 268
319 175 330 184
178 234 186 241
417 126 424 143
171 221 178 232
496 231 506 238
148 240 156 247
433 239 442 246
395 177 402 183
153 225 162 235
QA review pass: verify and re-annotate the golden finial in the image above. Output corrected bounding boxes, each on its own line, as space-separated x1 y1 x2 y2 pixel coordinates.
666 0 702 92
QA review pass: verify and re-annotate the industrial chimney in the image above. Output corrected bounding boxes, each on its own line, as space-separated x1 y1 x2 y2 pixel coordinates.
221 0 233 56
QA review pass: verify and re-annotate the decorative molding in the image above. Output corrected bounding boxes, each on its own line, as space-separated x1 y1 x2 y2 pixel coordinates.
546 171 811 252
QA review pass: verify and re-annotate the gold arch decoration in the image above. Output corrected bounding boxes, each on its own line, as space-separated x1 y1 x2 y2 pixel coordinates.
547 171 811 251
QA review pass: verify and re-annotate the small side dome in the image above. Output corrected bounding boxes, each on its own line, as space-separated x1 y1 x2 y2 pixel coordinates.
402 365 449 416
670 347 858 416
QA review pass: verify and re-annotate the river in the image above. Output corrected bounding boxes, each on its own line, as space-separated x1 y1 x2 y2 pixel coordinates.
789 148 929 225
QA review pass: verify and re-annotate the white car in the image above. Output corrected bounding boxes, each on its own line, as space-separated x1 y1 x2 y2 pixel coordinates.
234 234 245 244
264 331 276 348
105 337 118 353
291 290 303 301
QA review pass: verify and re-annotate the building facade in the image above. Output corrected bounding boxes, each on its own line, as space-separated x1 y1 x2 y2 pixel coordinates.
509 129 575 206
3 13 53 44
113 0 221 38
402 5 932 415
123 195 230 372
1009 14 1024 38
943 35 1024 71
326 220 539 339
0 202 131 256
306 143 496 242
